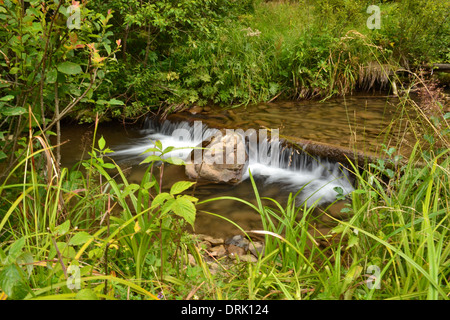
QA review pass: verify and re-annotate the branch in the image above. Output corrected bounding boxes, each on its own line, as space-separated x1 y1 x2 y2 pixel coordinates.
46 67 98 132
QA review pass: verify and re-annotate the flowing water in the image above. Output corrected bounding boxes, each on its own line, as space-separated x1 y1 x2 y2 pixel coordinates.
60 94 416 239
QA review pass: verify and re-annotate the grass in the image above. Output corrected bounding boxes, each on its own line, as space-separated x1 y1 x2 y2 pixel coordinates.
1 0 449 301
0 96 448 300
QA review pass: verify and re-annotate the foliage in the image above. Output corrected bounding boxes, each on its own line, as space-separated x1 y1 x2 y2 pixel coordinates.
0 118 198 299
0 0 449 302
0 0 120 177
81 0 450 118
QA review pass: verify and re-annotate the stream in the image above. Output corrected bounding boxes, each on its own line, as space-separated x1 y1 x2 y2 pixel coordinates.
59 94 417 239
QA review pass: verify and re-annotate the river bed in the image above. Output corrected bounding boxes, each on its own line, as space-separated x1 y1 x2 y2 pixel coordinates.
59 94 418 239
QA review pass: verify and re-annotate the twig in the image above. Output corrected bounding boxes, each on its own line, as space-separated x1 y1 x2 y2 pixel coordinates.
51 235 67 278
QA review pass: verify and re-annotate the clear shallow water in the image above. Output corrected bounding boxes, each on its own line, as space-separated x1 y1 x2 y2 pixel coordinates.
59 95 415 238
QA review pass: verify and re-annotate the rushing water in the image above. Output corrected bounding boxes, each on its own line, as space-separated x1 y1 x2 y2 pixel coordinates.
59 95 415 238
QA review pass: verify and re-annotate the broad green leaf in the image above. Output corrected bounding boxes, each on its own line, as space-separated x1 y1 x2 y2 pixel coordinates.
49 242 76 261
161 146 175 154
49 242 68 260
0 151 6 160
46 68 58 84
0 95 14 101
0 264 29 300
76 288 98 300
98 136 105 150
152 193 172 208
164 157 185 165
8 237 26 260
57 61 83 75
108 98 124 105
143 181 156 190
17 252 34 277
160 198 175 216
2 107 27 116
9 67 20 74
154 140 162 150
331 224 346 234
333 186 343 194
102 163 116 169
171 197 196 227
346 234 359 249
96 100 108 105
122 184 140 197
69 232 93 246
142 147 161 154
140 155 162 164
54 220 70 236
180 195 198 203
170 181 196 195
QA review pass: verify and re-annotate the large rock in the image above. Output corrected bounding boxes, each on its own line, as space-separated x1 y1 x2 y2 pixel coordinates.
185 130 248 184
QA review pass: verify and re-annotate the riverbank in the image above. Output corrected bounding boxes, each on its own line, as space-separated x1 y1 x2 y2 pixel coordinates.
66 0 449 123
0 0 449 301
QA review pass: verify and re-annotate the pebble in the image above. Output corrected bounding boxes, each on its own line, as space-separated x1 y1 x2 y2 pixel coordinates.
209 245 227 257
192 234 265 275
189 105 203 114
249 242 264 257
227 244 246 257
225 235 249 250
187 254 196 266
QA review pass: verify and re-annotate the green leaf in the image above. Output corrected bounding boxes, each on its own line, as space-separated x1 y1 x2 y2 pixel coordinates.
9 67 20 75
152 193 172 207
141 147 161 154
122 184 140 197
180 195 198 203
17 252 34 277
46 68 58 84
143 181 156 190
346 234 359 249
76 288 98 300
101 162 116 169
0 95 14 101
96 99 108 105
385 168 394 179
171 197 196 227
0 264 29 300
54 220 70 236
161 146 175 154
69 232 93 246
164 157 185 165
0 151 6 160
98 136 105 150
8 237 26 260
170 181 196 195
140 155 162 164
2 107 27 116
57 61 83 75
331 224 346 234
108 98 124 105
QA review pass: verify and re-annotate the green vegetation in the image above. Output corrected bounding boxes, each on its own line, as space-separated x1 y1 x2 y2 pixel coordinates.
0 0 449 300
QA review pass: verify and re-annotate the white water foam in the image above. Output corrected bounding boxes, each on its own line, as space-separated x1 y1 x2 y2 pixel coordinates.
111 120 354 206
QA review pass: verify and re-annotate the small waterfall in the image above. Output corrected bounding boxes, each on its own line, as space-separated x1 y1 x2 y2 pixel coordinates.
112 119 218 161
112 119 354 206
